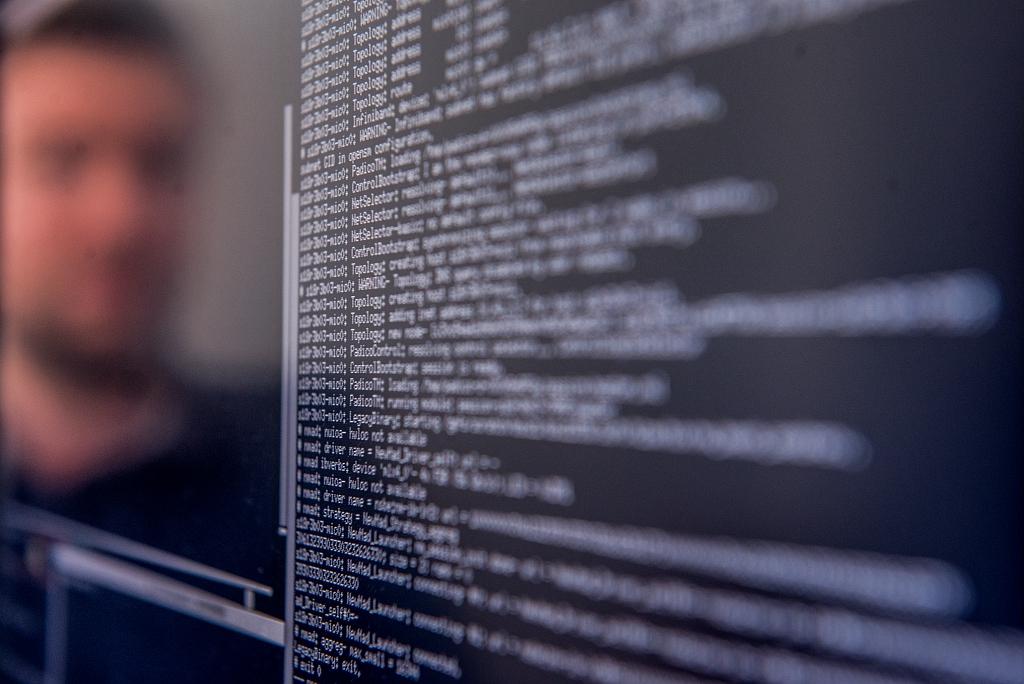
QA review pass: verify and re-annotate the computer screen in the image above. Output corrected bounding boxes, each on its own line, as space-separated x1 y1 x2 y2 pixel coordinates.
2 1 1022 683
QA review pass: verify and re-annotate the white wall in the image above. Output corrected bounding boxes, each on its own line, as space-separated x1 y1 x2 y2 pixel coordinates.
162 0 296 385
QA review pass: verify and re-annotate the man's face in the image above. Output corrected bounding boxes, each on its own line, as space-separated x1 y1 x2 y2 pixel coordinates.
2 42 196 367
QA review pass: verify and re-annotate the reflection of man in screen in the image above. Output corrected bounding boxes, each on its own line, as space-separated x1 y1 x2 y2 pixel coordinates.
1 0 278 576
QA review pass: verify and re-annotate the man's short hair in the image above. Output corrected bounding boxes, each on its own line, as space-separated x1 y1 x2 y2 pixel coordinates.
2 0 187 67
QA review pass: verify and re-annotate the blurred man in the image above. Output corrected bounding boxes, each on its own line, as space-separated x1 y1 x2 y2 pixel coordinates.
2 0 197 495
1 0 280 568
0 3 282 680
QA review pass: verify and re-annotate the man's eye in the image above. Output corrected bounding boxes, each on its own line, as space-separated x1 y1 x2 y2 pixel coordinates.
138 144 189 192
36 143 87 184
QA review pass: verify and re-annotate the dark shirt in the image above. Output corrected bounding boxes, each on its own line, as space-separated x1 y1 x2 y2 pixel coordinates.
1 384 284 683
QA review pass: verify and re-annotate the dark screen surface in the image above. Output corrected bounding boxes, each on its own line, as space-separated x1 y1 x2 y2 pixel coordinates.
289 1 1023 683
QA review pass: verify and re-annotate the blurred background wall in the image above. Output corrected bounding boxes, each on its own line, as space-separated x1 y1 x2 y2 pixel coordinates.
161 0 295 386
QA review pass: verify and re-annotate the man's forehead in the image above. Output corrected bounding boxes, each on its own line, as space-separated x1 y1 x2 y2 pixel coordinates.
3 41 195 139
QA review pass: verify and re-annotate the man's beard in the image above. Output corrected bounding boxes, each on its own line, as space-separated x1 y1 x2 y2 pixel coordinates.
15 315 168 395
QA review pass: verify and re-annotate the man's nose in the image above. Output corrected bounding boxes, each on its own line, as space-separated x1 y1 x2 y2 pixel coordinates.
80 158 152 252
